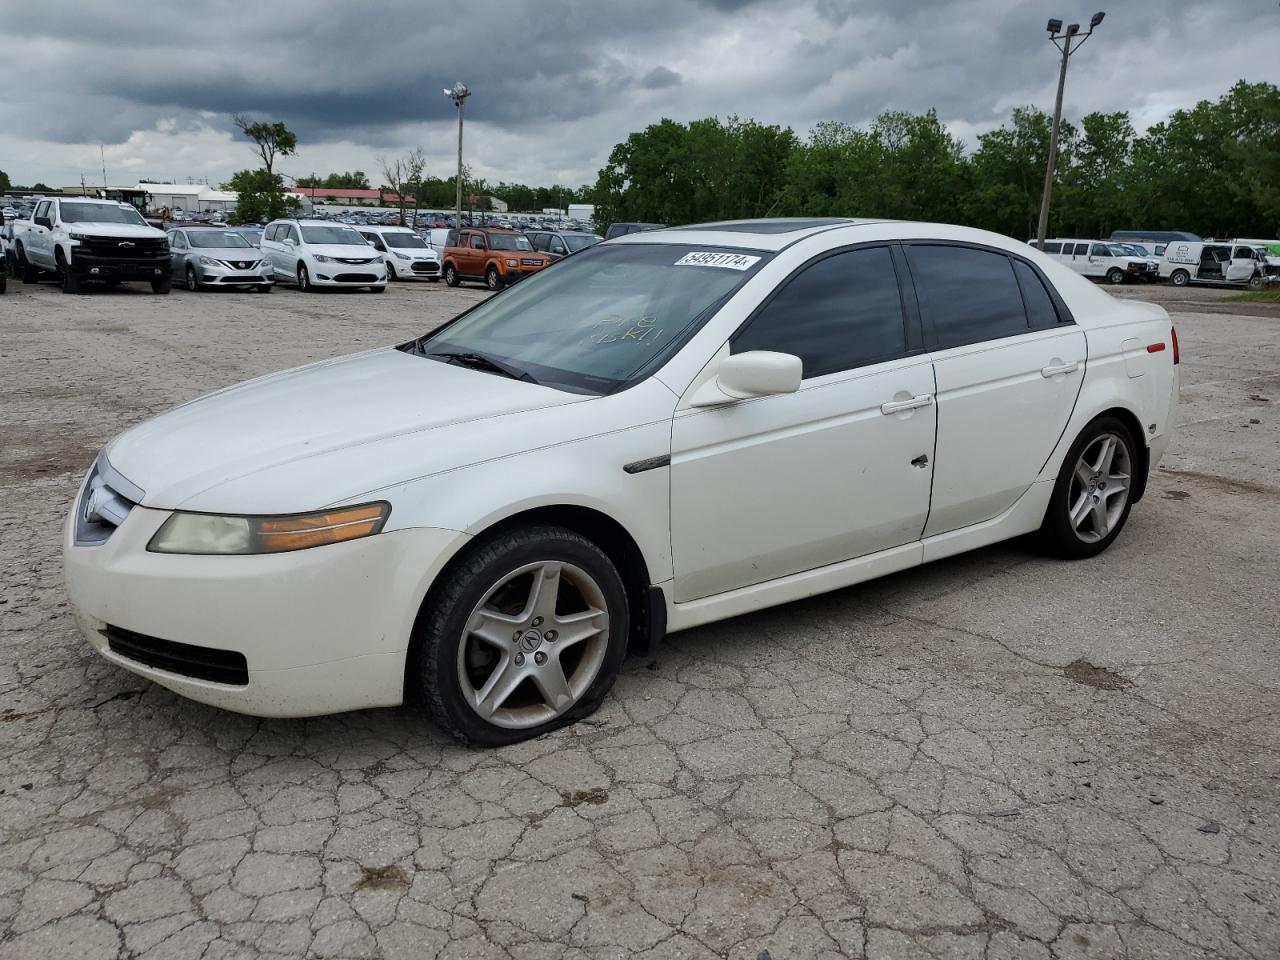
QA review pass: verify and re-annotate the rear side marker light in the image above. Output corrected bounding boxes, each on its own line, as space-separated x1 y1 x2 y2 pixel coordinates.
1171 326 1180 364
1146 342 1166 353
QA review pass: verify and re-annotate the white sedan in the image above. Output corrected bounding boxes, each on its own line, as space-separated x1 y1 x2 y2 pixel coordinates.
63 218 1179 745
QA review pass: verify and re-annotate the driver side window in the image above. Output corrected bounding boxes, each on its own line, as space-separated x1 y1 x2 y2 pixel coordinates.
471 235 486 250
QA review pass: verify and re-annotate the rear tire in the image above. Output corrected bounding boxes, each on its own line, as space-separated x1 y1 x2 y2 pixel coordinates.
1106 268 1124 285
1170 269 1189 287
1038 415 1138 560
414 524 630 746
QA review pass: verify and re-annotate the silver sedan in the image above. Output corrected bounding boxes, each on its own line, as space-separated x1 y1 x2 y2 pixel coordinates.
167 228 274 292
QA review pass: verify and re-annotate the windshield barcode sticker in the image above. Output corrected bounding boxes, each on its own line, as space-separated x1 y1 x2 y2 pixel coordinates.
674 251 761 270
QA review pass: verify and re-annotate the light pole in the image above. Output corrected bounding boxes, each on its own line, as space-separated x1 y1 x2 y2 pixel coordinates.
444 81 470 229
1035 11 1104 250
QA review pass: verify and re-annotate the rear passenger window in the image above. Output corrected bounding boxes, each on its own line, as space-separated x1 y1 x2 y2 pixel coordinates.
1073 243 1089 256
1012 260 1060 329
1043 242 1062 254
907 245 1027 349
733 246 906 379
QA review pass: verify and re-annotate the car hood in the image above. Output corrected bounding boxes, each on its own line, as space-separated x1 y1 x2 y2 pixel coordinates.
70 222 166 240
306 244 380 259
105 349 586 511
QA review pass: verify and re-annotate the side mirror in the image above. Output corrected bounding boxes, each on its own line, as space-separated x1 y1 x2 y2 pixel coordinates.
35 216 52 229
284 236 295 246
689 351 802 407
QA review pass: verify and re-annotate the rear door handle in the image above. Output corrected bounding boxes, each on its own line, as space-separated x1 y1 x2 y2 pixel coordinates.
1041 361 1079 378
880 394 934 415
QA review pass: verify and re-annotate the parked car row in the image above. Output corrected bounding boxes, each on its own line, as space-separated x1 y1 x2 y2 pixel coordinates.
1032 235 1276 289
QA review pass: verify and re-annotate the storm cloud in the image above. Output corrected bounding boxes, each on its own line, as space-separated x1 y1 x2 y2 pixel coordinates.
0 0 1276 189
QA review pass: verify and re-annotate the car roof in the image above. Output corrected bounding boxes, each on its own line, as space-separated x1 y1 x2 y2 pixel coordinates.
611 217 888 251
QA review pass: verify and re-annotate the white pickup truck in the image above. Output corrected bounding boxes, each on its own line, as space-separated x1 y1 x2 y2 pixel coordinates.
14 196 171 294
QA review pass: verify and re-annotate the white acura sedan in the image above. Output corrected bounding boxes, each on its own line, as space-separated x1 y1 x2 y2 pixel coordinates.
64 218 1179 745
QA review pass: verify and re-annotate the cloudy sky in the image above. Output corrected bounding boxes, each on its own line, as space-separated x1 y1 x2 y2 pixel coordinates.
1 0 1277 192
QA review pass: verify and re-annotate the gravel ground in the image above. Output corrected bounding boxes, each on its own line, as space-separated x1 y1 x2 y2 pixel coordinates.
1 275 1278 959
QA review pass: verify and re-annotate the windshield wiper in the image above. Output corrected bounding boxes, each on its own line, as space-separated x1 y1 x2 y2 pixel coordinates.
427 350 539 384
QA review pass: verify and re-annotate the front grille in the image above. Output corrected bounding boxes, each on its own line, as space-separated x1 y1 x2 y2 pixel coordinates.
75 458 143 546
103 625 249 686
219 259 260 270
410 261 439 273
520 258 542 266
76 237 168 260
336 257 376 265
334 273 378 283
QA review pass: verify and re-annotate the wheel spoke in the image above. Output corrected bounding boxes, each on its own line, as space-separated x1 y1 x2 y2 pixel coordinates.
473 653 524 719
469 608 523 648
1103 472 1130 499
531 658 574 712
552 609 606 649
524 562 562 623
1094 436 1117 474
1069 491 1093 529
1074 461 1094 488
1091 498 1110 535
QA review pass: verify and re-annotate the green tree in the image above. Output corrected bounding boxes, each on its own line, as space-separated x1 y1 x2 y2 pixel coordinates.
966 107 1074 239
221 169 299 224
0 169 11 192
232 115 297 176
296 171 371 190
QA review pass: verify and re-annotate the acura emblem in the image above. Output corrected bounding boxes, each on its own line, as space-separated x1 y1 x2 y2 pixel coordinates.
118 241 135 248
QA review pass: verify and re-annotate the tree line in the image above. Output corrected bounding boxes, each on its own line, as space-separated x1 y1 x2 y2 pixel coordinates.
591 80 1280 240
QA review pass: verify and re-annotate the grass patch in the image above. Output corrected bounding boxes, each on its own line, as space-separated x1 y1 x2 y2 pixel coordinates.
1229 287 1280 303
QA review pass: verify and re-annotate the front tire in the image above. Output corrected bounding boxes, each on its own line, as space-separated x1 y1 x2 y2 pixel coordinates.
414 525 630 746
444 264 460 287
257 284 272 294
57 253 80 294
385 261 397 281
1248 273 1264 291
1106 268 1124 285
1170 269 1189 287
185 265 200 291
151 276 171 294
297 263 312 292
1039 416 1138 560
18 246 38 283
485 265 504 291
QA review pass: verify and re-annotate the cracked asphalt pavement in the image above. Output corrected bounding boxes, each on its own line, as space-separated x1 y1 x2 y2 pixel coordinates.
2 278 1278 959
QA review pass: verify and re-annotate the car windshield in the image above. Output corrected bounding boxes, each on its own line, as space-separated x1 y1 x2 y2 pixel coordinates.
565 234 601 252
188 231 252 249
1108 245 1135 257
61 203 148 226
384 233 428 249
300 225 367 245
412 243 769 394
488 233 533 251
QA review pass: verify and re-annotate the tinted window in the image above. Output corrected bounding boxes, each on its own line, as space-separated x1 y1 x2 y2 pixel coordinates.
529 233 548 251
733 246 906 379
1012 260 1059 329
1073 243 1089 256
1043 242 1062 254
1091 243 1110 257
907 245 1027 349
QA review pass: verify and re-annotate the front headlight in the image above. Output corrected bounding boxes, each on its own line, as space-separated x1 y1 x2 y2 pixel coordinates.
147 502 390 555
395 251 412 259
69 231 90 242
313 255 337 263
505 258 519 267
199 256 219 267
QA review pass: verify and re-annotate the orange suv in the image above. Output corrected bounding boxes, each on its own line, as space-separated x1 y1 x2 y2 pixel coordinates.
442 228 551 290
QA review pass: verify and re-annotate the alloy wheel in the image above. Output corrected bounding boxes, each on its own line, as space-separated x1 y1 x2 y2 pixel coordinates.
456 561 610 730
186 265 198 291
1067 433 1131 543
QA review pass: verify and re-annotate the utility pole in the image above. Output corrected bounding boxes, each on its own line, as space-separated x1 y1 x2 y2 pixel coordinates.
444 82 471 230
1035 12 1105 250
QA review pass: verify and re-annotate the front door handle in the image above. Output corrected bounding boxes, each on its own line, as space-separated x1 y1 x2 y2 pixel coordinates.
1041 361 1079 378
880 394 934 415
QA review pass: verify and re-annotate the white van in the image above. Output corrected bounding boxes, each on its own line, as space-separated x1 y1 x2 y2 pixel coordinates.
356 225 441 281
1161 242 1271 289
1030 239 1157 284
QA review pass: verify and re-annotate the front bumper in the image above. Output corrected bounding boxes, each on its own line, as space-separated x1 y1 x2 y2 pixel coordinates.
63 492 470 718
390 257 440 279
196 262 274 286
311 260 386 286
71 255 169 281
